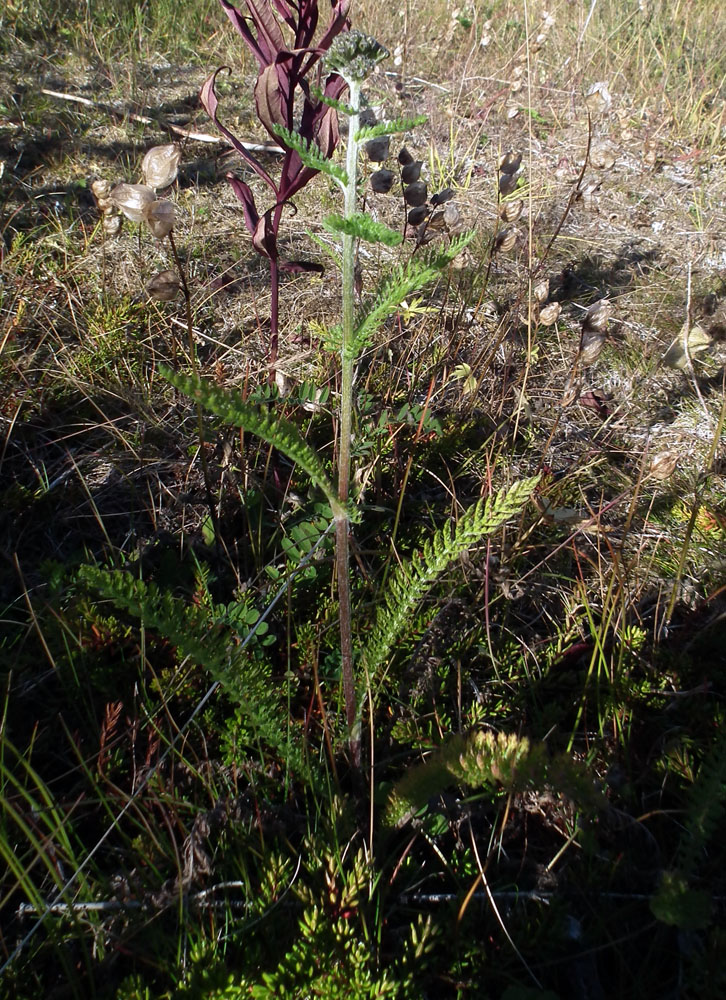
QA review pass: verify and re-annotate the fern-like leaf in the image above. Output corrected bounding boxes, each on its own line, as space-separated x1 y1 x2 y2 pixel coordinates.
78 567 294 762
161 368 343 517
385 729 602 829
351 232 474 356
270 123 348 187
361 476 540 685
323 212 402 246
355 115 428 141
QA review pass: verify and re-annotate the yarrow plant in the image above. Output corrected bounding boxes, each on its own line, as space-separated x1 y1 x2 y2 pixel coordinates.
200 0 351 372
162 29 539 767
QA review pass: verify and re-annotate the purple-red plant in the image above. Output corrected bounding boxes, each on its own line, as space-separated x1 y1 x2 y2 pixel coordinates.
201 0 351 370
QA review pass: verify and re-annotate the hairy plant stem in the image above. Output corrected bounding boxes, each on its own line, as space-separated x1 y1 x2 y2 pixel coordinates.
337 78 360 765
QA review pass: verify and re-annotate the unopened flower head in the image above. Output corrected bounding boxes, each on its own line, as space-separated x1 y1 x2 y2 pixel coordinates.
327 30 389 84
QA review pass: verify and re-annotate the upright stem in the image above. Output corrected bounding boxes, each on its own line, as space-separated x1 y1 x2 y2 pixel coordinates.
337 79 360 765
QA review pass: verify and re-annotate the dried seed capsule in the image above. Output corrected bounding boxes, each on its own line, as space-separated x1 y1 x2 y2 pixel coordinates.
401 160 422 184
398 147 414 165
499 172 519 197
584 81 612 117
494 228 519 252
407 205 429 225
500 199 523 223
443 202 461 228
403 180 427 206
91 178 113 214
365 136 390 162
146 270 181 301
110 182 156 222
580 329 605 365
499 151 522 174
648 451 678 480
539 301 561 326
585 299 613 331
359 107 378 128
370 168 395 193
590 144 616 170
102 213 122 236
431 187 455 206
141 143 181 190
144 199 175 239
533 279 550 303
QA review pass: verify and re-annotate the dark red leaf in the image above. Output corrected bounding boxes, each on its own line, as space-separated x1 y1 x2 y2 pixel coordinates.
252 208 277 260
245 0 287 64
200 68 276 194
219 0 266 68
225 174 259 235
255 63 287 136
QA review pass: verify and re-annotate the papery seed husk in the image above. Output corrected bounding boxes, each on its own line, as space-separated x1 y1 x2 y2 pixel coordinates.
580 330 605 364
142 143 181 190
506 106 521 119
590 144 616 170
499 151 522 174
649 450 678 480
145 199 175 239
585 299 613 331
102 214 122 236
499 172 519 197
110 182 156 222
427 210 446 230
584 81 612 117
365 136 390 162
534 278 550 303
401 160 422 184
146 269 181 301
500 199 523 223
561 381 581 407
443 202 461 228
407 205 429 225
495 228 518 252
91 178 113 212
371 169 395 193
404 180 427 206
431 187 455 206
398 146 414 165
539 301 561 326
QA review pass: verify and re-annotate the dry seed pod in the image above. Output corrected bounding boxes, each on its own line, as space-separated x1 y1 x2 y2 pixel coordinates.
404 180 427 207
500 199 523 223
648 450 678 480
585 299 613 331
584 81 612 117
539 301 561 326
401 160 422 184
365 136 390 162
398 146 414 165
145 199 175 239
110 183 156 222
146 270 181 301
431 188 455 206
494 228 519 253
533 278 550 303
499 151 522 174
443 202 462 228
506 106 521 119
370 169 395 193
102 213 122 236
359 107 377 128
141 143 181 190
499 172 519 197
427 210 446 231
407 205 429 225
580 329 605 365
91 178 114 213
590 144 616 170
